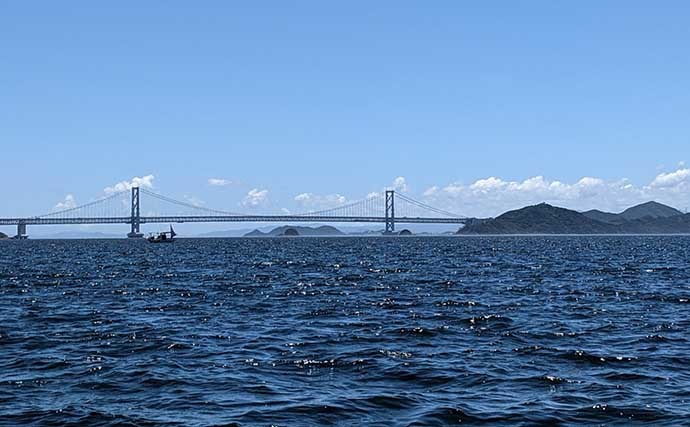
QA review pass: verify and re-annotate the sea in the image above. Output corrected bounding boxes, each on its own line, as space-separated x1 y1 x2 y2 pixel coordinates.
1 236 689 426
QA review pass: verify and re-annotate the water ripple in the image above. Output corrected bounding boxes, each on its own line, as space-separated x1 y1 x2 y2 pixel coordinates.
1 236 690 425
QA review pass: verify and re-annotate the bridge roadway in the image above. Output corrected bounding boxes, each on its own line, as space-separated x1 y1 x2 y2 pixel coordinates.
0 215 470 226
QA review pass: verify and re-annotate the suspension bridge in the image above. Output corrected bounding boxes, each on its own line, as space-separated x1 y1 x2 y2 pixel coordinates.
1 187 472 238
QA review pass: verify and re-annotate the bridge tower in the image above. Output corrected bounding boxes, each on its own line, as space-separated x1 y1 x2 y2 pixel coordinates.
384 190 395 234
127 187 143 238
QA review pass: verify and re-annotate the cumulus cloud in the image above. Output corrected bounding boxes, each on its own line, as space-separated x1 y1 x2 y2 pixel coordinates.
183 195 205 207
390 176 408 193
649 168 690 188
242 188 269 207
208 178 233 187
294 193 311 203
465 175 604 197
104 175 155 195
441 183 463 196
423 186 439 197
54 194 77 211
294 192 347 211
419 167 690 218
469 176 506 192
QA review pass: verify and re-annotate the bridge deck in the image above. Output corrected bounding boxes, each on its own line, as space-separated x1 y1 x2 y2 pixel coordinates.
0 216 469 226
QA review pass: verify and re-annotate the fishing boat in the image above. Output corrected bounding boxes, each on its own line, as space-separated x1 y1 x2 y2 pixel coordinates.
147 225 176 243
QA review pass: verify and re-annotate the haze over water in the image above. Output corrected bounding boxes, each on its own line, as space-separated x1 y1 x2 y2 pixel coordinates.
1 236 689 426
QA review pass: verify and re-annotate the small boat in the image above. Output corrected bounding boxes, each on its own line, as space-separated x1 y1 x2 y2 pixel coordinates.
147 225 176 243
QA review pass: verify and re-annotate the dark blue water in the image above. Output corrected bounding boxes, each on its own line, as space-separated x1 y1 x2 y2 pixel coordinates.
1 236 690 426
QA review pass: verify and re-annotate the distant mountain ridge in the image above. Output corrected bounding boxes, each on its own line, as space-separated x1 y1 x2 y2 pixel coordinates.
244 225 345 237
198 225 388 237
460 202 690 235
583 201 683 224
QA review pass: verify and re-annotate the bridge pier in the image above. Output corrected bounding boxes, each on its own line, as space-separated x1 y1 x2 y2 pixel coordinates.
127 187 144 238
14 221 28 239
384 190 395 234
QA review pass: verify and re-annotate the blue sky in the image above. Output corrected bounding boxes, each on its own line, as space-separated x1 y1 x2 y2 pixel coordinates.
2 1 690 232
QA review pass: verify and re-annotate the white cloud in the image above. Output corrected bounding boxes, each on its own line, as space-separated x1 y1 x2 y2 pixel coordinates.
54 194 77 211
423 186 439 197
577 177 604 187
465 175 596 197
294 193 311 203
470 177 506 192
390 176 408 193
183 195 205 207
208 178 233 187
417 167 690 217
242 188 269 207
649 168 690 188
442 183 464 195
104 175 155 195
294 192 347 210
